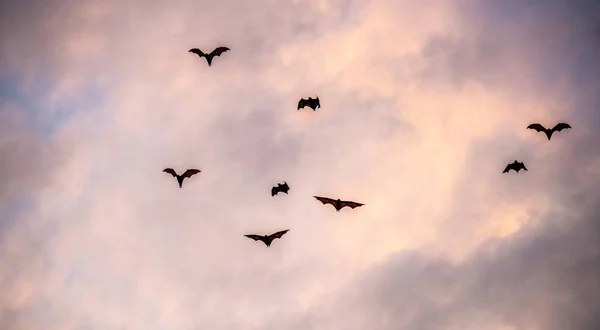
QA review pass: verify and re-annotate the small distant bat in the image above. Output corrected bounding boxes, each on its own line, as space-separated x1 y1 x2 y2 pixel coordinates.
313 196 364 212
271 182 290 196
502 160 527 173
297 96 320 111
527 122 571 140
188 47 230 66
163 168 201 188
244 230 290 247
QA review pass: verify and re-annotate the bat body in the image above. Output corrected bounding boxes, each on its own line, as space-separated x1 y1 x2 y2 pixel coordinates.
313 196 364 212
502 160 527 173
163 168 201 188
245 230 289 247
189 47 230 66
271 182 290 196
527 122 571 140
297 96 320 111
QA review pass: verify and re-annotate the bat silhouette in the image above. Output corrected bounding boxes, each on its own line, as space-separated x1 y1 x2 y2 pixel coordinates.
163 168 201 188
189 47 230 66
244 230 289 247
527 122 571 140
502 160 528 173
271 182 290 196
313 196 364 212
298 96 320 111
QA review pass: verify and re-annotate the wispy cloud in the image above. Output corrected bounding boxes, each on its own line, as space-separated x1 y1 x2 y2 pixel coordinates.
0 0 599 329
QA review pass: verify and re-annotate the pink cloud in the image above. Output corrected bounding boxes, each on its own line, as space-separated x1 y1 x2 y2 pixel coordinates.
0 0 599 329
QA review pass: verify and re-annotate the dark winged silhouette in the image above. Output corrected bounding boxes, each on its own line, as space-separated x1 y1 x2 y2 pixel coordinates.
271 182 290 196
502 160 527 173
527 122 571 140
163 168 201 188
245 230 289 247
298 96 320 111
313 196 364 212
189 47 230 66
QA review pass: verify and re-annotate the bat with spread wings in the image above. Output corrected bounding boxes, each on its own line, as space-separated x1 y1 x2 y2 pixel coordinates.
313 196 364 212
271 182 290 196
527 122 571 140
163 168 201 188
297 96 320 111
189 47 230 66
244 230 290 247
502 160 527 173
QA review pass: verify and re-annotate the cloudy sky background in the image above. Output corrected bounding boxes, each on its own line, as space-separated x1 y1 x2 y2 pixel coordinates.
1 0 599 329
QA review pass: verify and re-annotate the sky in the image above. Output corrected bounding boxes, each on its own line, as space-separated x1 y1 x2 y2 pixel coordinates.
0 0 599 329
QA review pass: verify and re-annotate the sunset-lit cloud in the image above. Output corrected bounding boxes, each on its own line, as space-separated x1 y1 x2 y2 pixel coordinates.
1 0 599 329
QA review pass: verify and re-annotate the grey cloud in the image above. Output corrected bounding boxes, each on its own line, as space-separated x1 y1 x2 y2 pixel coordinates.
413 0 600 97
312 202 600 330
262 0 600 329
1 0 599 329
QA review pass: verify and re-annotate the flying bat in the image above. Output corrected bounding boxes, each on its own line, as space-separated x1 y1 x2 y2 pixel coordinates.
527 122 571 140
244 230 289 247
298 96 320 111
271 182 290 196
502 160 527 173
313 196 364 212
188 47 230 66
163 168 201 188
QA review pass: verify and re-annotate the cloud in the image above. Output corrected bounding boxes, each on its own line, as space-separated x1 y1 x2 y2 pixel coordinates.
260 0 600 329
0 0 599 329
284 204 600 330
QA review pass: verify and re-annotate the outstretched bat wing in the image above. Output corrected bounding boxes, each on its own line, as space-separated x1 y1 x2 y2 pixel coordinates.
552 122 571 132
245 234 265 242
182 169 201 178
189 48 204 57
340 201 364 209
210 47 230 57
502 164 514 173
163 168 178 177
314 196 336 206
527 123 547 132
298 99 308 109
268 229 289 240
